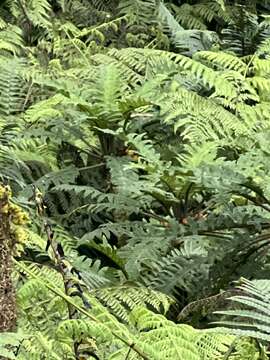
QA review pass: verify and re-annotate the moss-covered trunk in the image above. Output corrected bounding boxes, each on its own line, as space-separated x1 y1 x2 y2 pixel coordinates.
0 186 16 332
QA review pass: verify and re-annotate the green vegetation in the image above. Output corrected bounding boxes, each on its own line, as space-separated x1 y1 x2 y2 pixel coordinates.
1 0 270 358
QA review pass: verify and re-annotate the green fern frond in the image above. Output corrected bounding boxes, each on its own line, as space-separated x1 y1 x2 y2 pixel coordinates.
126 133 160 164
24 94 65 124
56 318 112 344
162 86 242 144
214 278 270 342
193 1 230 23
92 286 173 322
236 103 270 133
177 142 221 170
111 306 234 360
0 332 24 360
0 58 26 115
254 58 270 75
19 0 52 29
158 2 184 36
172 3 207 30
106 48 149 75
53 182 147 216
91 53 143 84
194 51 247 73
0 24 24 55
247 76 270 93
118 0 157 27
72 256 117 289
141 247 207 298
140 48 237 96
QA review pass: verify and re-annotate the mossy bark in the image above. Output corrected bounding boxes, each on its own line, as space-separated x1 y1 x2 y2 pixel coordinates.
0 190 16 332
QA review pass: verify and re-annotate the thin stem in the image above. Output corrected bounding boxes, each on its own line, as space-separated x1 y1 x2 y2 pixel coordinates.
141 211 169 224
17 0 31 25
125 347 132 360
241 233 270 252
172 223 270 246
243 53 256 79
31 184 80 358
223 337 238 360
78 163 105 171
85 16 127 34
64 30 90 65
240 183 270 205
21 81 33 111
183 183 193 216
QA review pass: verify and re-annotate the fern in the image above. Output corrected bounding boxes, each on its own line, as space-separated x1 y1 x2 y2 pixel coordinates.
141 247 208 300
214 278 270 342
0 58 26 116
1 1 270 358
14 260 233 359
118 0 157 27
91 286 172 322
10 0 52 29
194 51 247 73
111 306 234 359
0 23 24 55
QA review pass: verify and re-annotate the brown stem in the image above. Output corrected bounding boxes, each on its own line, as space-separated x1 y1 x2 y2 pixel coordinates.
43 222 80 358
0 187 16 333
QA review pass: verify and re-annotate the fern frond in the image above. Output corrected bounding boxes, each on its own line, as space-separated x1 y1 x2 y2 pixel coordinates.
0 24 24 55
214 278 270 342
20 0 52 29
161 86 243 145
144 248 198 297
0 58 26 115
118 0 157 27
111 307 234 359
172 3 207 30
140 48 237 96
193 1 230 23
92 286 173 322
194 51 247 73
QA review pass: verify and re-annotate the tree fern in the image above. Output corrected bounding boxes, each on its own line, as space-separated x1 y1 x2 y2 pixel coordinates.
1 1 270 358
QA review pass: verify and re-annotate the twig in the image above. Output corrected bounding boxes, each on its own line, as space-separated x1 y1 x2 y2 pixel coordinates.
223 337 238 360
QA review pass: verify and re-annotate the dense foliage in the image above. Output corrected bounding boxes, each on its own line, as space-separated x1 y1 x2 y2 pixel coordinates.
1 0 270 358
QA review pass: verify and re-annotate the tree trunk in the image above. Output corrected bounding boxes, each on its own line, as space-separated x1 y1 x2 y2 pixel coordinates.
0 187 16 332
